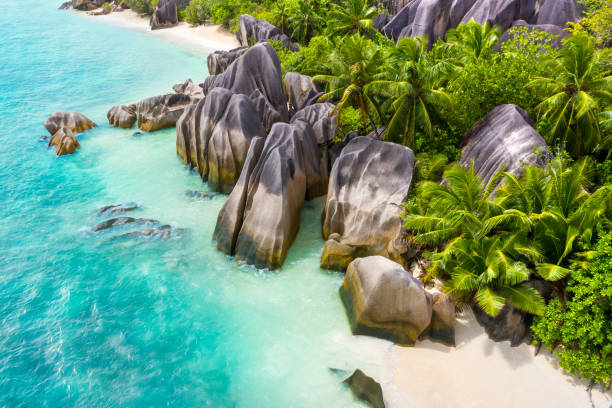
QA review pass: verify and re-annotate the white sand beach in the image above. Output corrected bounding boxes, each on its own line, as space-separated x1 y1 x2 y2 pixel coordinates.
385 309 612 408
87 9 239 53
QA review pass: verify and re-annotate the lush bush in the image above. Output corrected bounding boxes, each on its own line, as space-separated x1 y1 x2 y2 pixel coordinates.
128 0 157 14
210 0 259 30
278 36 334 76
532 227 612 385
336 106 371 140
184 0 212 25
570 0 612 46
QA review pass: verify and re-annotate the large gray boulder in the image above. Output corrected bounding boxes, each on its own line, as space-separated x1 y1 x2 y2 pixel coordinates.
136 93 197 131
382 4 412 40
397 0 454 46
284 72 321 112
461 0 538 31
200 43 289 131
449 0 478 27
343 370 386 408
176 87 267 193
44 111 96 135
213 120 325 270
535 0 583 27
290 102 337 145
420 288 456 346
150 0 178 30
207 47 247 75
340 256 433 346
236 14 298 51
107 104 136 128
172 79 204 98
459 104 547 188
48 127 80 156
321 137 415 271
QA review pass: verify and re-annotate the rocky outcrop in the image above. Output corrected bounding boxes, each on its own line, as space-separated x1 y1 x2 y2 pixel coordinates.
397 0 454 46
340 256 433 345
150 0 178 30
207 47 247 75
213 120 325 270
71 0 103 11
382 5 412 40
107 104 136 128
172 79 204 98
48 127 80 156
176 87 267 193
372 12 390 32
284 72 322 112
236 14 298 51
420 289 456 346
321 137 415 271
343 370 386 408
200 43 289 131
44 111 96 136
459 104 547 188
136 93 196 131
290 102 337 145
473 280 555 346
461 0 538 31
535 0 583 27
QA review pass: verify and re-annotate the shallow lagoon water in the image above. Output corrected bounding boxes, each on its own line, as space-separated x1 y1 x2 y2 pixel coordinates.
0 1 393 406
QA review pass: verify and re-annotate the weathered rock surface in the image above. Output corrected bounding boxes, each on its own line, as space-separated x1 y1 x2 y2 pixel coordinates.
397 0 454 46
459 104 547 188
343 369 386 408
91 217 158 232
44 111 96 136
284 72 321 112
200 43 289 130
213 121 325 270
97 202 140 216
290 102 337 145
207 47 247 75
136 93 196 131
48 127 80 156
535 0 583 27
473 280 555 346
176 87 267 193
172 79 204 98
236 14 298 51
372 12 390 32
340 256 433 345
420 289 456 346
461 0 538 31
150 0 178 30
321 137 415 271
184 190 218 201
107 104 137 128
119 224 185 239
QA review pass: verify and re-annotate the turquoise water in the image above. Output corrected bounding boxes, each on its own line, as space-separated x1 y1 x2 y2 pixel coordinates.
0 1 392 406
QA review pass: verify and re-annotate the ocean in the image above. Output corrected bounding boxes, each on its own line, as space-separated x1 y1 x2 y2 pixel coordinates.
0 1 391 406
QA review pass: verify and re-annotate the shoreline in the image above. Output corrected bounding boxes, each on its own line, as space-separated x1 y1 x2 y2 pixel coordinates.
387 309 612 408
83 9 240 54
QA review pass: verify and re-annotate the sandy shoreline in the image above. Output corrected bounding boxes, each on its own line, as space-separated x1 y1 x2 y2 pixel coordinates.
84 9 239 54
385 309 611 408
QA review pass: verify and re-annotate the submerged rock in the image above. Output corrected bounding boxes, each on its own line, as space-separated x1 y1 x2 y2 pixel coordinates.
91 217 158 232
344 369 386 408
118 224 185 239
107 104 137 128
321 137 415 271
340 256 433 346
150 0 178 30
207 47 247 75
459 104 547 188
176 87 267 193
44 111 96 136
184 190 218 201
213 120 325 270
97 202 140 216
48 127 80 156
136 93 197 131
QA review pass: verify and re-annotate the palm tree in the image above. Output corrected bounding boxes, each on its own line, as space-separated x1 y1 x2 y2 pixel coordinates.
312 34 382 134
270 0 291 33
288 0 324 44
443 20 502 64
403 163 545 317
327 0 377 38
527 33 612 157
365 36 453 147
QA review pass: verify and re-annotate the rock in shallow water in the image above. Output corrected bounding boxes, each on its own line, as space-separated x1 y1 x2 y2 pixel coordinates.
97 202 140 216
184 190 218 201
91 217 158 232
136 93 197 132
321 137 415 271
107 104 136 128
44 111 96 136
343 369 386 408
459 104 547 188
48 127 80 156
340 256 432 346
119 224 185 239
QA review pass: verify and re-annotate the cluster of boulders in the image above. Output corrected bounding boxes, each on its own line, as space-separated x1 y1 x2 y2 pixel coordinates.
60 0 129 13
379 0 584 47
43 111 96 155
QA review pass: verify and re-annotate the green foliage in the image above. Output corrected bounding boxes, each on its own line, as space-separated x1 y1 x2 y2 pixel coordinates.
403 157 612 317
527 33 612 157
336 106 371 140
278 36 334 76
210 0 258 30
287 0 326 44
532 228 612 385
127 0 157 14
326 0 377 38
570 0 612 46
184 0 212 25
412 152 449 185
443 20 502 64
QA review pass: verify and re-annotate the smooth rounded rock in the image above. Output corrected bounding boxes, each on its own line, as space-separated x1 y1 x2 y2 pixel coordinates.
136 93 196 131
107 104 136 128
44 111 96 136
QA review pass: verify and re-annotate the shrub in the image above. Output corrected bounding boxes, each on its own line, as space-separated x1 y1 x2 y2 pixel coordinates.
336 106 370 141
128 0 157 14
184 0 212 25
532 227 612 385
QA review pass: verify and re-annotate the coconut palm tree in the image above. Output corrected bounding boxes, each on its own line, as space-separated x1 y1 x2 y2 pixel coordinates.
443 20 502 64
403 163 545 317
312 34 382 133
270 0 291 33
365 36 453 147
288 0 325 44
327 0 378 38
527 33 612 157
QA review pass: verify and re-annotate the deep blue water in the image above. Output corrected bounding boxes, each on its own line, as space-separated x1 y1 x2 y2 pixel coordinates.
0 1 390 407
